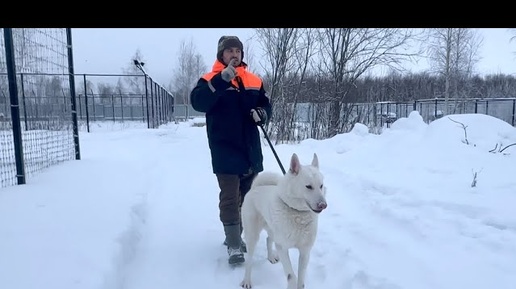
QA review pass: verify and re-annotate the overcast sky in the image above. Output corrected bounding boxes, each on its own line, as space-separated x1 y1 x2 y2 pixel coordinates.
71 28 516 86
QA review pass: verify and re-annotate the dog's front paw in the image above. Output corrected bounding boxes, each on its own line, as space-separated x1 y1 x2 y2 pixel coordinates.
267 250 279 264
240 279 252 289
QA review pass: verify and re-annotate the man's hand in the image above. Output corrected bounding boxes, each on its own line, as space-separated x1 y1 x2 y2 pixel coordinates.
250 107 267 126
221 59 237 82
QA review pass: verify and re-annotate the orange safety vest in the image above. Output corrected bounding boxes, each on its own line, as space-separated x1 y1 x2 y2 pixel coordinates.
201 60 262 91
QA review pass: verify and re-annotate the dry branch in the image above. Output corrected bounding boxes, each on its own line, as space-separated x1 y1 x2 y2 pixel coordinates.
471 168 483 188
489 142 516 154
500 143 516 153
448 117 469 145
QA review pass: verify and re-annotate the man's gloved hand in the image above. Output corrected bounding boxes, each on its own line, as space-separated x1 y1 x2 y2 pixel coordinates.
250 107 267 126
221 59 237 82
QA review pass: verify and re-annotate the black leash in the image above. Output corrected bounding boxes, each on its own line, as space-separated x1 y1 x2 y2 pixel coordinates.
239 74 285 175
258 124 286 175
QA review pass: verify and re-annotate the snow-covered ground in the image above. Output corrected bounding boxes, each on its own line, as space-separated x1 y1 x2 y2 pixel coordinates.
1 112 515 289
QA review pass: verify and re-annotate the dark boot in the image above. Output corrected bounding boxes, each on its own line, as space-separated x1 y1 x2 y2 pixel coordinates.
223 222 247 252
223 224 245 265
223 238 247 252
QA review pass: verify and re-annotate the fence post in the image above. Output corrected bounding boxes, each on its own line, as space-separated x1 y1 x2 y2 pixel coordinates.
169 92 173 122
150 81 155 128
90 89 96 122
130 101 134 120
366 103 370 124
120 92 124 122
512 99 515 126
141 94 145 123
156 86 161 126
20 73 28 130
161 88 164 125
78 94 82 119
111 94 115 122
160 89 164 125
3 28 26 185
66 28 81 160
164 92 168 122
386 103 391 128
380 103 384 127
83 75 90 132
434 98 438 119
144 76 150 128
373 103 377 128
474 99 478 114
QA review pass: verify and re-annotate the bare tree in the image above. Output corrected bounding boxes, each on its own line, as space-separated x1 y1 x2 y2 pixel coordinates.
97 82 115 104
509 28 516 57
122 48 146 94
425 28 482 115
170 38 206 119
115 78 131 105
45 76 63 97
254 28 315 143
242 35 258 74
291 29 317 141
255 28 298 102
317 28 419 137
77 78 95 95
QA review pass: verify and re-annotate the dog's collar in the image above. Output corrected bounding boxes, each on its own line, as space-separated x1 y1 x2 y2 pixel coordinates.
278 194 312 213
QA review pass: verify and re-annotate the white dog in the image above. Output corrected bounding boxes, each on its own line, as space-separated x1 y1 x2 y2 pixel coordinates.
240 153 327 289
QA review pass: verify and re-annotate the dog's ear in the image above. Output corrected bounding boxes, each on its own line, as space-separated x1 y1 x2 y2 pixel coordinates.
289 153 300 175
311 153 319 168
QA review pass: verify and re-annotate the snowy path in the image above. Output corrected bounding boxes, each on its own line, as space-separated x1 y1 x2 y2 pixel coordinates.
109 126 243 289
97 122 516 289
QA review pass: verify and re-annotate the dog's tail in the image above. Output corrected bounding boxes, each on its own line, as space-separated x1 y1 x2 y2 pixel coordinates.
251 171 282 188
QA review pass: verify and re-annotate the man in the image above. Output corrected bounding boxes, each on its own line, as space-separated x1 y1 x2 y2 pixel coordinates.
190 36 272 265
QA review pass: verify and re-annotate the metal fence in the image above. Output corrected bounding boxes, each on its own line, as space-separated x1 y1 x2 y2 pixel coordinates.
73 73 174 132
1 28 79 188
172 104 204 121
173 97 516 129
270 97 516 141
1 29 174 188
368 98 516 128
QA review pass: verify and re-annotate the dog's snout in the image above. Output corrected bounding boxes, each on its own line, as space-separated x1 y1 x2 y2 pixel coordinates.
318 201 327 210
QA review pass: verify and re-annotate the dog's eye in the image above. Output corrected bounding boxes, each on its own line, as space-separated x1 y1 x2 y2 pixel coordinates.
320 184 323 189
306 185 313 190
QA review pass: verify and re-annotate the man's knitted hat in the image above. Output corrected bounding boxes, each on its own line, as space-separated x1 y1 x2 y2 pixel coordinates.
217 36 244 63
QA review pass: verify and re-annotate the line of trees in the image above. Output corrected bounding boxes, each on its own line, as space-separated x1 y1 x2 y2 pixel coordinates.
95 28 516 141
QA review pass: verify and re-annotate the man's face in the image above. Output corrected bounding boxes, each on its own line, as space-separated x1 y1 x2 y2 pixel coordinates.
222 47 242 66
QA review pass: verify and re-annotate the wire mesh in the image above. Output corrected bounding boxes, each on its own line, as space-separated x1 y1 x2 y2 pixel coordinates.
0 28 75 188
73 73 175 130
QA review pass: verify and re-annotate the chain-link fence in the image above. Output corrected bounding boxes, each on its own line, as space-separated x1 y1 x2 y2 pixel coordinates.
1 28 79 188
73 73 174 131
172 104 204 121
366 98 516 128
173 97 516 129
1 29 176 188
267 97 516 141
